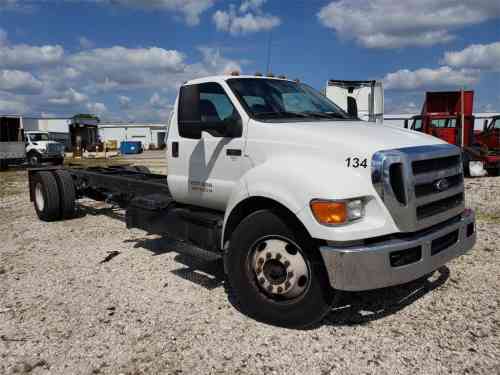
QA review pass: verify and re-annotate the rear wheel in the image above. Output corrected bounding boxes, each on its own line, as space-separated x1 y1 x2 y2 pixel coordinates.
32 171 61 221
53 170 76 219
225 209 335 328
28 152 41 167
53 157 64 166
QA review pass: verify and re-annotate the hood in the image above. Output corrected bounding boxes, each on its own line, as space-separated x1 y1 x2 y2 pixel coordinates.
264 120 445 155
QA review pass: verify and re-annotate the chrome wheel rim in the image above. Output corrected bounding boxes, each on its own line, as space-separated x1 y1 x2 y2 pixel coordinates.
251 237 310 299
35 182 44 212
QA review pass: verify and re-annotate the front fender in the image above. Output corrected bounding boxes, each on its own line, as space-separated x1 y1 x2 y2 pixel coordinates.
222 155 398 246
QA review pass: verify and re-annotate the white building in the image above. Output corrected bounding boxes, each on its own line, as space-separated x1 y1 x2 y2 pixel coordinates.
98 122 168 150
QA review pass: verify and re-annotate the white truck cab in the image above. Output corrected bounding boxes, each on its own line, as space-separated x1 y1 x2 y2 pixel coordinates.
25 131 65 166
29 75 476 327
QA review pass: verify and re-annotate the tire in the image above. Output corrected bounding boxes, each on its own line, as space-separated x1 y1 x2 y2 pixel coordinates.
53 157 64 166
0 160 7 171
133 165 150 174
28 152 41 167
462 152 470 177
53 170 76 219
225 209 335 328
32 171 61 221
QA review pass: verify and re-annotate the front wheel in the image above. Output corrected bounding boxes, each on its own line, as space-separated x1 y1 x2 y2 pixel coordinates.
225 209 335 328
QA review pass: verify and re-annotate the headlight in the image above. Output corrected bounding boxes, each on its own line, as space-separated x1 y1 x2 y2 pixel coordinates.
310 198 366 225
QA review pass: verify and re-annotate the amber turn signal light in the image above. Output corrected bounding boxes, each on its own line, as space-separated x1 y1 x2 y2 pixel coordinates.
310 200 347 225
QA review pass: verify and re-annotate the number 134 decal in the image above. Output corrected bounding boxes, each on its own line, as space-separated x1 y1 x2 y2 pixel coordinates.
346 157 368 168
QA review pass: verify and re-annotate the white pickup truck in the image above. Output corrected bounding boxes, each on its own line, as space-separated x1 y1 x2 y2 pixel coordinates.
28 75 476 327
25 131 65 166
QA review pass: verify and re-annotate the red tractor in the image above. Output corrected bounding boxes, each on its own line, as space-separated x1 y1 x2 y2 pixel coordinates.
405 91 500 176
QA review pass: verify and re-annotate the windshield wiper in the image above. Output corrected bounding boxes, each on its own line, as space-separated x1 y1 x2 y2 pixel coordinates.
304 111 347 119
253 111 309 119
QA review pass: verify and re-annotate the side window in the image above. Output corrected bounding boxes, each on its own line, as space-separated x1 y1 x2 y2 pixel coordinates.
413 118 423 131
178 82 241 139
447 119 457 128
199 84 236 122
430 119 446 128
494 119 500 130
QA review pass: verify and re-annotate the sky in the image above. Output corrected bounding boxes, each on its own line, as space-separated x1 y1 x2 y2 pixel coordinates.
0 0 499 122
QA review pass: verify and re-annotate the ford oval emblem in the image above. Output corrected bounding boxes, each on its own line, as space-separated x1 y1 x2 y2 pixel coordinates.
435 178 450 192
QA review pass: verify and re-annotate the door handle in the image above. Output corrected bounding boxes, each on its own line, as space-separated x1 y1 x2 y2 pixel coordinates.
172 142 179 157
226 149 242 156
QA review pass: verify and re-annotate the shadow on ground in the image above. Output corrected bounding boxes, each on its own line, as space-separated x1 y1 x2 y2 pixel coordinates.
126 235 450 329
76 203 126 222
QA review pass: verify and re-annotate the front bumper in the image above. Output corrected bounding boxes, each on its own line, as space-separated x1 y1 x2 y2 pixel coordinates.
319 209 476 291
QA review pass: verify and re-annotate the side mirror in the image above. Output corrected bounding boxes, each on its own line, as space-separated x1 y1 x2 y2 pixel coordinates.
347 96 358 118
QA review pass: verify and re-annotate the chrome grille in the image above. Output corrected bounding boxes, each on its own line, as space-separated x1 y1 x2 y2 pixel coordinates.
372 144 464 232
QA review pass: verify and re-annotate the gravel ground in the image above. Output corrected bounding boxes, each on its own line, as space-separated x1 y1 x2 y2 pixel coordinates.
0 168 499 375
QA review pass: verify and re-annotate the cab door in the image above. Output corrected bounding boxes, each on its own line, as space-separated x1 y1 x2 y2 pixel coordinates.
429 118 458 145
167 82 246 211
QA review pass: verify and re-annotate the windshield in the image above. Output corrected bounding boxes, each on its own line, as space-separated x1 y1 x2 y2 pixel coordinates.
29 133 49 142
227 78 351 121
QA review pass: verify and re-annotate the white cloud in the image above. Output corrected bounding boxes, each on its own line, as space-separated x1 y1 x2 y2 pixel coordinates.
0 33 243 120
0 0 30 11
443 41 500 71
0 28 6 45
118 95 131 109
86 101 107 114
213 0 281 35
239 0 265 13
198 47 241 75
48 88 88 106
0 69 43 94
78 36 94 49
0 43 64 68
383 66 479 90
105 0 215 26
318 0 500 49
68 46 185 89
0 97 28 113
149 92 163 107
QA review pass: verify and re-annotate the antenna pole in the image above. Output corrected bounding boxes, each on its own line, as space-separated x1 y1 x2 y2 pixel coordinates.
266 32 272 73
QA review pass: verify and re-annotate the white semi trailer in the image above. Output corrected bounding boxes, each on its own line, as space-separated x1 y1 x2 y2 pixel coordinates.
326 80 384 123
28 75 475 327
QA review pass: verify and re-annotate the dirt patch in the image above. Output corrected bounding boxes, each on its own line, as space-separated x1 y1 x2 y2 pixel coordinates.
0 173 498 375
